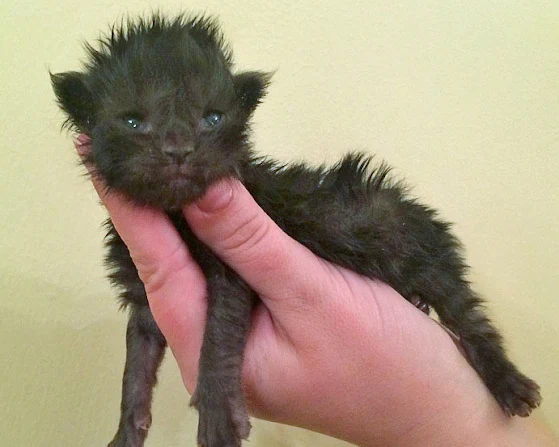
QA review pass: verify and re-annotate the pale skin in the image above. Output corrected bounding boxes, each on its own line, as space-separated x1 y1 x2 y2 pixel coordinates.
76 136 556 446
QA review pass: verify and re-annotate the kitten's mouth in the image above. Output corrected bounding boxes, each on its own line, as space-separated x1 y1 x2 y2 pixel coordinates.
139 161 234 209
162 163 196 181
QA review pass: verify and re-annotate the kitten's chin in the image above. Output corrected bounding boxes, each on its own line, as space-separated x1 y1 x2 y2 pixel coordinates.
126 171 236 212
150 181 211 211
111 160 244 211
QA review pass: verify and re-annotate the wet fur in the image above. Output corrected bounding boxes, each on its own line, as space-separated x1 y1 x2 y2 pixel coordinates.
51 14 541 447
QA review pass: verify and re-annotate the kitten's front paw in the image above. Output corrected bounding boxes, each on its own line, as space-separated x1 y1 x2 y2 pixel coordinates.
493 371 541 417
190 384 251 447
107 427 146 447
107 413 151 447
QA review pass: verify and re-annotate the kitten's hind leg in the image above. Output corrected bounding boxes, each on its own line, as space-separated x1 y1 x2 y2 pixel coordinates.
108 305 166 447
190 273 254 447
431 284 541 417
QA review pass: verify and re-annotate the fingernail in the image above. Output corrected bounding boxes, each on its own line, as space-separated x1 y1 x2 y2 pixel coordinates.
76 134 91 145
74 134 91 158
195 180 234 213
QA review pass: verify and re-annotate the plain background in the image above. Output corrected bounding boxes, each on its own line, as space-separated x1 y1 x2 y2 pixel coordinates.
1 0 557 445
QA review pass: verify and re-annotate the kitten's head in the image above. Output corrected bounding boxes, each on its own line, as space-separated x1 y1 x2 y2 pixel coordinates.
51 14 270 209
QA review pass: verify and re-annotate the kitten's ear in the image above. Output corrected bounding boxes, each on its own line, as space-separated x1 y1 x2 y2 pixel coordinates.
234 71 272 115
50 71 95 131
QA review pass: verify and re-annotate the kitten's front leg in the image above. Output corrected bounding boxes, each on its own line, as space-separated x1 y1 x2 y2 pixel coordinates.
109 305 166 447
190 272 255 447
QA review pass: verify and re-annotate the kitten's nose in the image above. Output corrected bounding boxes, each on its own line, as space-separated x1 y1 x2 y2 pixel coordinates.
162 144 194 163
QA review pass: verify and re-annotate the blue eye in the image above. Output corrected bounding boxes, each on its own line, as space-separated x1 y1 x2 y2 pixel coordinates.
202 111 223 128
123 116 144 130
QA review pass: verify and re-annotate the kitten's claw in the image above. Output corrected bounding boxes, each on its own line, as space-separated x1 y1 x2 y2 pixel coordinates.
409 295 430 315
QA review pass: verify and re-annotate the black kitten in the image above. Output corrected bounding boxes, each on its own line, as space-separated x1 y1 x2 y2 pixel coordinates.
51 14 541 447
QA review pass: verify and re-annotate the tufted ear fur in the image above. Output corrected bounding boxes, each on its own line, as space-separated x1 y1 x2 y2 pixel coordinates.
50 71 95 131
234 71 272 116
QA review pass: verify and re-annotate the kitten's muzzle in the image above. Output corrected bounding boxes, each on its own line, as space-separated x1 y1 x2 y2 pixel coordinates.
162 143 195 164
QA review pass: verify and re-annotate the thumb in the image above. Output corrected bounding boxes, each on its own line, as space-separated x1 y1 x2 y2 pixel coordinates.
183 179 327 311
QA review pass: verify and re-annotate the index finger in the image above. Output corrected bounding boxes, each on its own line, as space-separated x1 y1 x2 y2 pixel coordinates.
74 136 208 380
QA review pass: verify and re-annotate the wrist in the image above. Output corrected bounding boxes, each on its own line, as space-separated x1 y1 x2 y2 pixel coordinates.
297 321 509 446
391 334 499 447
361 346 551 447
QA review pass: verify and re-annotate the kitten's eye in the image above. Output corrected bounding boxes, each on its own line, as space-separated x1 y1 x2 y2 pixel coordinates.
122 115 146 131
202 111 224 129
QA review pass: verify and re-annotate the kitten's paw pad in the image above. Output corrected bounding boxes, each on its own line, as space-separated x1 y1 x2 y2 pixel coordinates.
134 412 152 431
191 389 251 447
494 372 541 417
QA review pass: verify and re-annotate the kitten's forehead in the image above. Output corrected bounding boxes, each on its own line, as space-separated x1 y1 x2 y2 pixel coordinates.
88 15 235 103
125 27 228 76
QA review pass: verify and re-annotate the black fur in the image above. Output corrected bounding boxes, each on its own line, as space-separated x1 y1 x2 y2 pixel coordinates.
51 14 541 447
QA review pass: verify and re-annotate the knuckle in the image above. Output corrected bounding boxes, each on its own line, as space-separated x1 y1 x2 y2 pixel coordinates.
133 243 192 296
218 208 276 265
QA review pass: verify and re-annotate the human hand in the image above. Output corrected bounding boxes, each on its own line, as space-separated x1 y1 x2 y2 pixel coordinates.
75 135 556 447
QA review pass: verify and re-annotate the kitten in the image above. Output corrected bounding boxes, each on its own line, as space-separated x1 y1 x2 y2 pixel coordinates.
51 14 541 447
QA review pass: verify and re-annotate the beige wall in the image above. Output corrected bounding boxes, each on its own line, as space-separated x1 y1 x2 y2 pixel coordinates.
1 0 557 445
